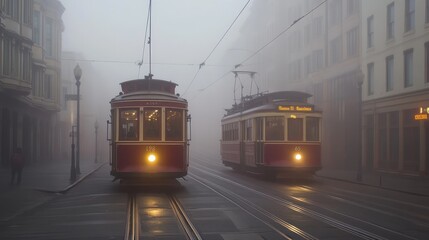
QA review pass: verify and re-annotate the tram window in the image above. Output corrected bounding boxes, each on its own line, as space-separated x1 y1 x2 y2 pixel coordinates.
265 116 284 141
119 109 139 141
306 117 320 141
288 118 303 141
165 108 183 141
245 119 252 141
143 108 161 140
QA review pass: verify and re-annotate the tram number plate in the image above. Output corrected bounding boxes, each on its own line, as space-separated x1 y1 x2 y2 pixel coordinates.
146 146 156 152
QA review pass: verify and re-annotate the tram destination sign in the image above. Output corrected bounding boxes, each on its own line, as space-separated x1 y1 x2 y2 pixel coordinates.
278 105 313 112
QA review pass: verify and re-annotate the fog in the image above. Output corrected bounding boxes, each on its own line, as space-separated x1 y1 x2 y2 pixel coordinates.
60 0 253 159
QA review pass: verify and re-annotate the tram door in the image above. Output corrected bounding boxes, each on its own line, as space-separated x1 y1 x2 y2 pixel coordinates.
240 121 246 167
255 117 264 164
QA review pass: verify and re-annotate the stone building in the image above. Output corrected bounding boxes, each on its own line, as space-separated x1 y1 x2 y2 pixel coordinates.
0 0 64 166
361 0 429 175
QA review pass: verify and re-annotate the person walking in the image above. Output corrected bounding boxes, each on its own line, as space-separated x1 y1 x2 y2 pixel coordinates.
10 147 25 185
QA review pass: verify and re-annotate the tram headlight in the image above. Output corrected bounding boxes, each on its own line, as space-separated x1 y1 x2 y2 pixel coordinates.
148 154 157 163
294 153 302 162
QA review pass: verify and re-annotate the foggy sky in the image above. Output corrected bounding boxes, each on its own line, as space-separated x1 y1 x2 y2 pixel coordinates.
60 0 251 156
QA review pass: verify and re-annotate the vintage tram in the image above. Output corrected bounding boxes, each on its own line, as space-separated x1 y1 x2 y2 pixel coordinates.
109 78 190 180
220 91 322 178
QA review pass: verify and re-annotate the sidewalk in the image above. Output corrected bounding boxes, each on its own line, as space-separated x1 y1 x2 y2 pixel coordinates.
0 159 105 222
316 168 429 196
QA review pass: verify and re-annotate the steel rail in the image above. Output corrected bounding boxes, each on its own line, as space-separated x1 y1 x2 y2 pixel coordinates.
191 164 391 240
124 193 138 240
190 173 304 240
168 194 203 240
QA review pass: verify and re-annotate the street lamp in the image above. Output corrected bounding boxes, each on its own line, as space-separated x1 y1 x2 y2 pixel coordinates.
94 120 99 163
70 125 77 182
74 64 82 174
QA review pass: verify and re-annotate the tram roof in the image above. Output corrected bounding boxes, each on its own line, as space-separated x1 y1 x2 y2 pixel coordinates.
224 91 312 116
120 78 178 95
111 78 186 103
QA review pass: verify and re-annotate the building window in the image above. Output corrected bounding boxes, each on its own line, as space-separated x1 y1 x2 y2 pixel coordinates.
405 0 415 32
23 0 32 25
44 17 54 57
3 38 11 76
329 0 342 26
330 36 342 65
367 63 374 95
367 16 374 48
4 0 19 20
33 11 41 45
386 55 394 91
44 75 52 99
404 49 413 88
387 3 395 40
347 27 359 57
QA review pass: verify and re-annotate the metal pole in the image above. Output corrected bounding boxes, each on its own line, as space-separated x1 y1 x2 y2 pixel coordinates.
95 121 98 163
70 126 76 181
76 79 81 174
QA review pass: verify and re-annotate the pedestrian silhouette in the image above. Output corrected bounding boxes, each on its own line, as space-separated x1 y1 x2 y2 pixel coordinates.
10 147 25 185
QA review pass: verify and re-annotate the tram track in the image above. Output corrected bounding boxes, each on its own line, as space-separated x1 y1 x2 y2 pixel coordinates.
191 162 417 240
124 192 202 240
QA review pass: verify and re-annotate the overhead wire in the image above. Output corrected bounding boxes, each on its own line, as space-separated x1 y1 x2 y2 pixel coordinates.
182 0 251 96
196 0 327 96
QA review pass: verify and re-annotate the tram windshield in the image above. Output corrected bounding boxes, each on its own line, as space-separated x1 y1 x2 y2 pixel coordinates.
143 108 161 140
119 109 139 141
287 118 303 141
265 116 285 141
165 108 183 141
306 117 320 141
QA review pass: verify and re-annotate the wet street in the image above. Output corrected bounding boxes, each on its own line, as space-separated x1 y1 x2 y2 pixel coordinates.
1 154 429 240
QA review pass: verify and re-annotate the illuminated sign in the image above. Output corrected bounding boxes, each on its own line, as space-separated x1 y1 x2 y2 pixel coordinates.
415 107 429 120
278 105 313 112
415 114 428 120
419 107 429 114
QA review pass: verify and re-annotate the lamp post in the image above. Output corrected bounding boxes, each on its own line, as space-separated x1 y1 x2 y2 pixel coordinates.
356 71 364 181
70 125 77 182
74 64 82 174
94 120 99 163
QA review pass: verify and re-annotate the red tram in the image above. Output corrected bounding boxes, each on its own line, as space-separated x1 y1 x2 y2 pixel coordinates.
109 78 190 180
220 91 322 178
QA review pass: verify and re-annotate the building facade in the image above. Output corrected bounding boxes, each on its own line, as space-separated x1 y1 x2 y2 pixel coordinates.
361 0 429 175
0 0 64 166
236 0 363 171
236 0 428 177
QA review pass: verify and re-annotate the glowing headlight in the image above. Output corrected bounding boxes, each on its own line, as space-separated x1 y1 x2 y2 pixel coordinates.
148 154 156 163
294 153 302 161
